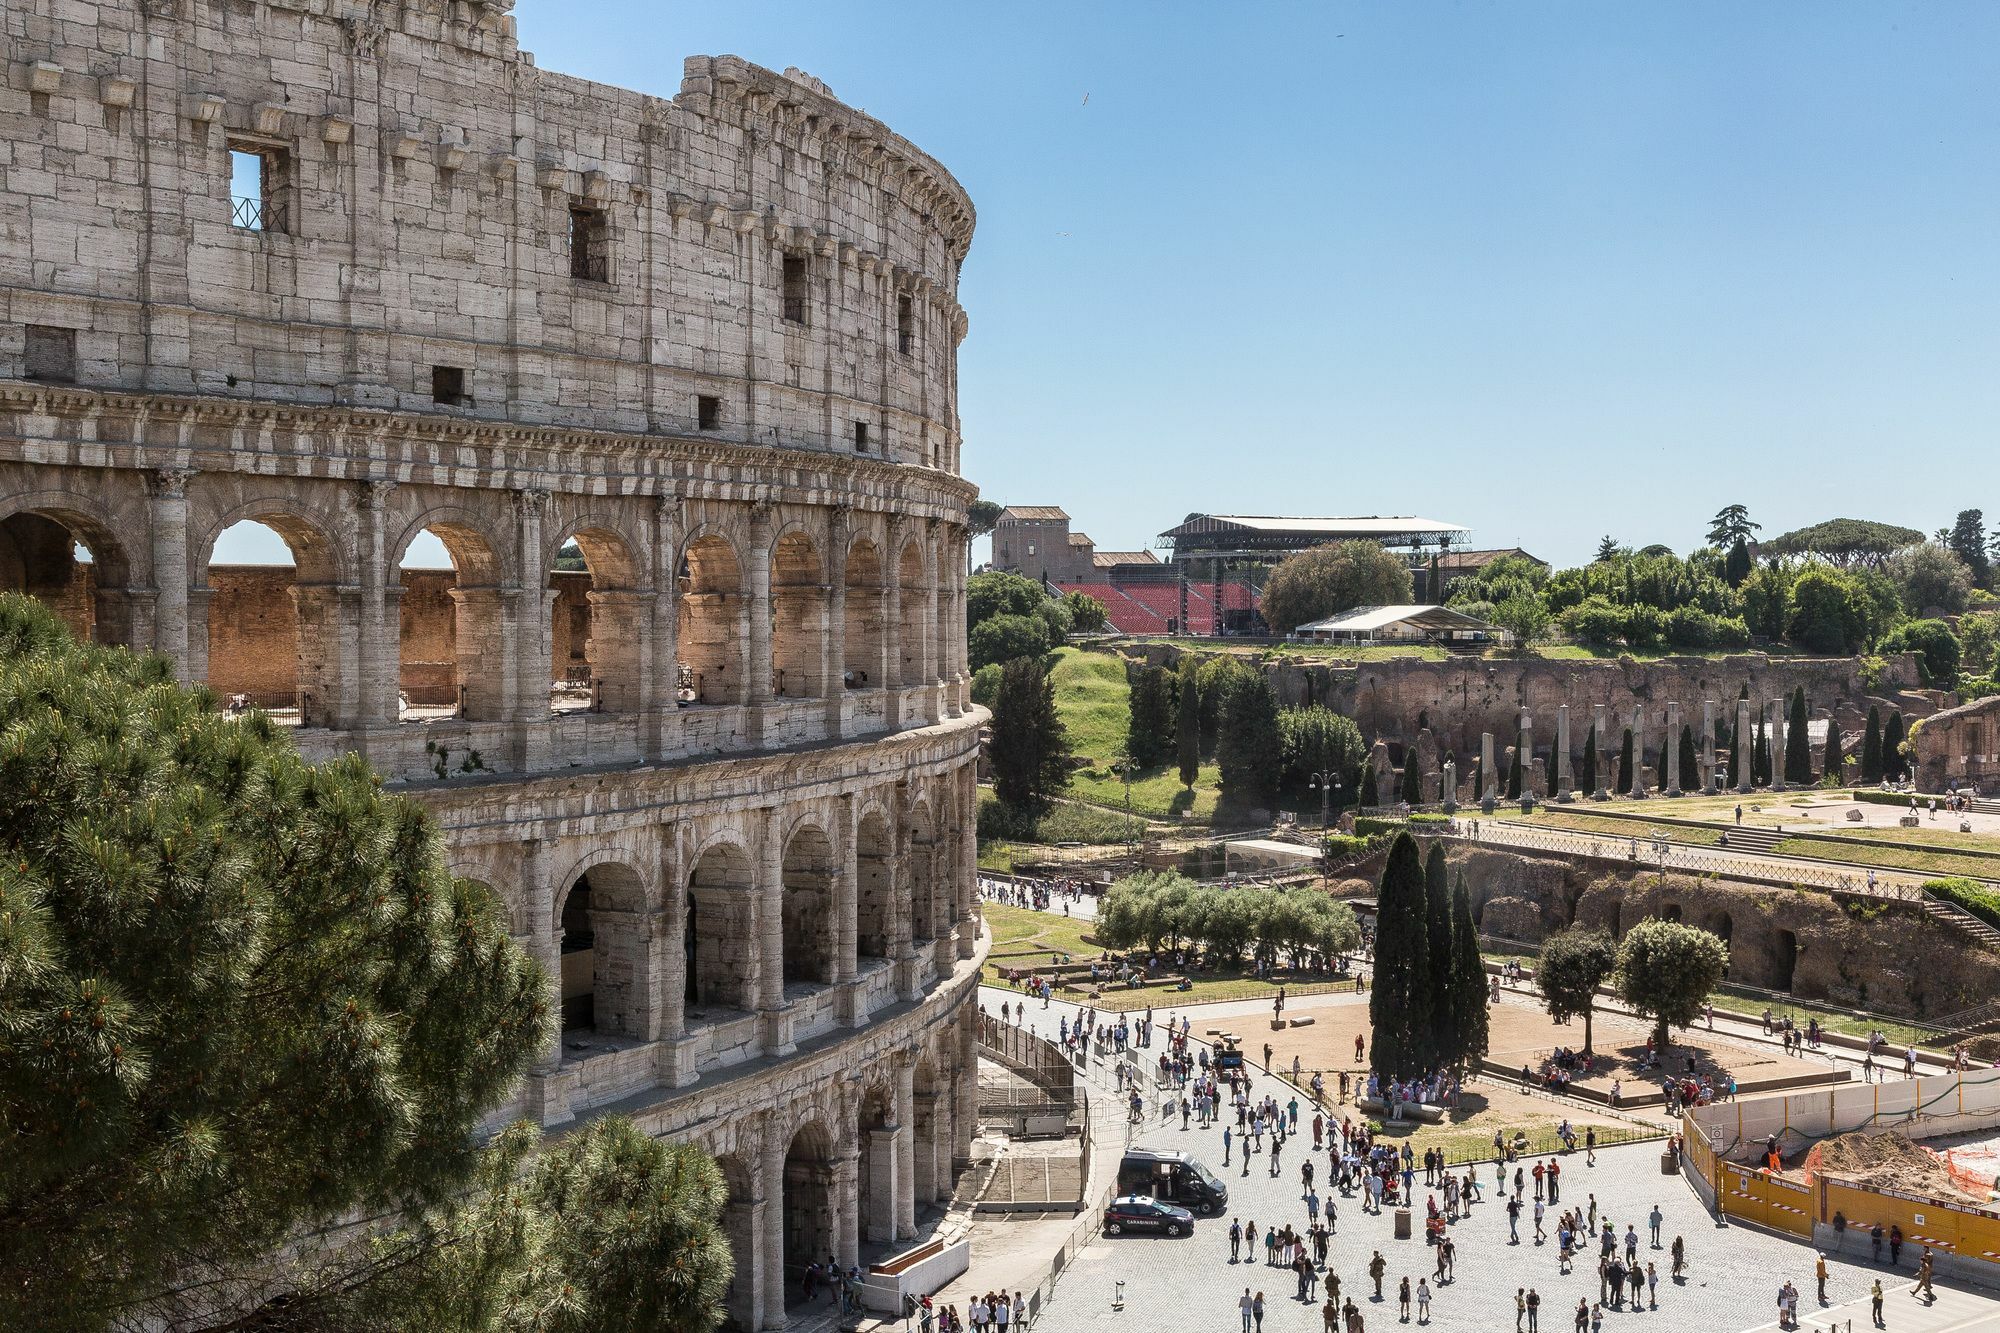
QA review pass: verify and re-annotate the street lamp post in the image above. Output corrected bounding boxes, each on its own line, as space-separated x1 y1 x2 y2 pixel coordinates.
1307 770 1345 874
1112 756 1136 861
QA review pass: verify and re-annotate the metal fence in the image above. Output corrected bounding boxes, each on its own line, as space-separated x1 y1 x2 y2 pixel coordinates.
1447 821 1924 898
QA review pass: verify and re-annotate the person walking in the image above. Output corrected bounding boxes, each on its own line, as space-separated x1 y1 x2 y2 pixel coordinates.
1916 1248 1935 1300
1369 1251 1387 1300
1508 1195 1521 1243
1397 1276 1411 1322
1525 1287 1540 1333
1870 1279 1885 1328
1648 1204 1663 1247
1671 1235 1685 1277
1815 1253 1829 1304
1231 1218 1243 1262
1645 1262 1658 1309
1242 1287 1256 1333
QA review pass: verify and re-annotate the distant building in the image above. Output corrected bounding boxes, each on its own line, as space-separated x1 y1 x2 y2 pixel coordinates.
1292 604 1501 649
992 505 1097 584
1433 547 1546 591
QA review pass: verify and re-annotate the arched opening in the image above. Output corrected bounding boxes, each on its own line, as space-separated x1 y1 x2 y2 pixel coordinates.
857 1085 895 1243
686 842 755 1013
395 521 507 722
203 514 343 726
856 812 893 968
557 863 649 1044
0 508 133 646
679 534 744 706
782 824 835 988
715 1153 757 1332
783 1122 837 1306
1711 912 1733 945
906 804 937 946
770 530 825 700
1660 903 1682 923
913 1057 943 1205
1775 929 1799 993
897 541 926 688
844 536 884 691
1606 901 1622 938
551 526 643 715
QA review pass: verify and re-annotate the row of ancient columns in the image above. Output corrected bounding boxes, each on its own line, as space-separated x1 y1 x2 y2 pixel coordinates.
1468 698 1803 806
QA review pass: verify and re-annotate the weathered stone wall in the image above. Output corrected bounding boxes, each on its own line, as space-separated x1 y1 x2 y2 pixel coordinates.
1914 695 2000 795
1446 844 2000 1019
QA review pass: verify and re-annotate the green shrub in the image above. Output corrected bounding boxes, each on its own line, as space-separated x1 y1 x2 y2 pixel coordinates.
1925 877 2000 931
1850 789 1936 806
1320 834 1373 861
1408 812 1452 825
1353 815 1405 837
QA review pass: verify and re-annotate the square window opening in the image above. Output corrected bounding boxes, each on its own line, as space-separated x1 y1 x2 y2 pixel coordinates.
782 255 809 325
24 326 77 383
229 143 289 233
853 421 871 452
431 365 469 406
568 206 609 282
697 394 721 431
897 294 914 356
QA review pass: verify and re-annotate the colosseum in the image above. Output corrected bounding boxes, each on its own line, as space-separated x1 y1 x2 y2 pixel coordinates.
0 2 983 1325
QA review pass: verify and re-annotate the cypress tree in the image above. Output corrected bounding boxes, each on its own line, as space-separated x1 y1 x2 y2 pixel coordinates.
1177 657 1201 789
1369 833 1433 1081
1402 755 1425 806
1449 871 1490 1066
1861 706 1883 783
1548 746 1562 798
1823 722 1844 787
1425 843 1455 1069
1581 726 1597 795
1785 687 1813 784
1678 724 1698 794
1753 719 1771 787
1617 728 1634 792
1883 711 1907 781
1506 736 1524 799
1726 719 1742 788
1468 753 1481 803
1359 758 1378 809
1656 734 1672 793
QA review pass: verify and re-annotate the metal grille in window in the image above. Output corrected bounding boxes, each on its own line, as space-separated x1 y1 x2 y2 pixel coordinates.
569 208 609 282
231 193 287 232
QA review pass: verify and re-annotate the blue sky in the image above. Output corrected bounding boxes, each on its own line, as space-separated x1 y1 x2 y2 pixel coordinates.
215 2 2000 569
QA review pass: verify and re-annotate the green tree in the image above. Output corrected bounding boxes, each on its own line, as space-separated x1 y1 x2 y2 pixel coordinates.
1763 518 1925 569
1537 927 1618 1054
1402 753 1426 805
1726 716 1742 788
1886 543 1974 617
1861 706 1883 783
1823 720 1844 786
1359 757 1378 809
1369 833 1433 1080
1548 743 1563 799
1785 687 1813 784
1594 535 1621 563
966 498 1005 554
1425 843 1456 1065
1580 726 1597 795
1786 566 1873 653
988 656 1072 814
1753 717 1771 787
1258 540 1414 635
1035 596 1074 644
966 570 1046 628
968 612 1050 670
1615 919 1730 1053
1707 504 1761 550
1061 589 1110 633
970 662 1003 708
1739 565 1794 641
1724 537 1753 588
1447 873 1490 1064
1960 611 2000 676
1881 619 1962 688
1505 733 1524 799
1214 666 1282 809
1125 664 1177 768
1678 725 1698 793
0 596 737 1332
1176 656 1201 788
1948 508 1992 589
1882 711 1907 781
1617 728 1634 793
1492 592 1552 646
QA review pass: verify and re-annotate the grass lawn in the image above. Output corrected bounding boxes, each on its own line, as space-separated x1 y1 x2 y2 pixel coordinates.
1075 976 1361 1011
1768 838 1999 881
1818 825 2000 856
979 901 1104 985
1048 648 1223 821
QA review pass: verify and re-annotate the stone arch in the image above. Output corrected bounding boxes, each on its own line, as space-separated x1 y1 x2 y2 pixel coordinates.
555 861 651 1041
781 822 836 988
912 1054 946 1204
783 1120 838 1306
679 529 744 706
844 534 884 691
770 526 826 701
685 840 756 1011
392 507 513 722
1659 902 1682 923
548 519 645 714
0 491 138 647
197 500 349 725
714 1150 758 1332
855 809 893 965
896 538 926 688
905 799 939 945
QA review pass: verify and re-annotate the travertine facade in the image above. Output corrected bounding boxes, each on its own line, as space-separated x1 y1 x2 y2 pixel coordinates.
1 3 981 1326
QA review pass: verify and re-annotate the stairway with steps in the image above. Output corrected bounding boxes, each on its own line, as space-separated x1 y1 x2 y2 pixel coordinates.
1916 893 2000 953
1971 797 2000 816
1718 825 1785 853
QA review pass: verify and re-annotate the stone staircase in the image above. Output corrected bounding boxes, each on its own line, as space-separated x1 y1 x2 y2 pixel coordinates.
1970 797 2000 816
1719 825 1785 854
1916 892 2000 954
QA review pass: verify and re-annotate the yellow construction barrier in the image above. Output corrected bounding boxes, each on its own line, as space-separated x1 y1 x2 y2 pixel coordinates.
1719 1163 1815 1239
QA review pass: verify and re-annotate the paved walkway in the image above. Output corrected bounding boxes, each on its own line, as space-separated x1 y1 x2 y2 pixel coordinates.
1739 1278 1999 1333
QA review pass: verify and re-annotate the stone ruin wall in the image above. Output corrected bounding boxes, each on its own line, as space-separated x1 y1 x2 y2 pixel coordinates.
1914 694 2000 796
1445 844 2000 1020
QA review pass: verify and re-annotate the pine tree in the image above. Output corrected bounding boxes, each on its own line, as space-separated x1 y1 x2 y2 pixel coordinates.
1823 722 1844 787
1176 656 1201 789
1425 844 1455 1069
1581 727 1598 795
1449 872 1490 1065
1785 687 1813 784
1506 735 1524 799
1369 833 1433 1081
1882 711 1907 781
1861 706 1883 783
1678 725 1698 794
1402 755 1425 806
1617 728 1634 793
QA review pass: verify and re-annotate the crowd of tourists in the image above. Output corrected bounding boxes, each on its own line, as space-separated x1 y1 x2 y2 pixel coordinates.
979 874 1095 913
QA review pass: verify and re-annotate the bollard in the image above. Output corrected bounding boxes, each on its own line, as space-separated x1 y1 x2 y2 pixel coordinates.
1112 1280 1125 1310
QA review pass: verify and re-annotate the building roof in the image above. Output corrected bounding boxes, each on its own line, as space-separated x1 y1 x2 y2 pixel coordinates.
1294 604 1497 634
1093 550 1160 567
1435 547 1545 572
999 505 1069 522
1068 532 1094 547
1163 514 1469 539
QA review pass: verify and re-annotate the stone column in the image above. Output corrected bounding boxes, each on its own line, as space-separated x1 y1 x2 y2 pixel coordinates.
923 520 942 722
955 1003 978 1170
1556 705 1574 802
894 1056 917 1240
1629 706 1648 798
1702 700 1719 794
866 1125 900 1243
759 1130 787 1330
658 823 699 1087
756 805 793 1057
649 491 681 759
883 516 905 724
1518 709 1533 802
1665 702 1683 796
746 502 774 742
890 784 920 1001
834 794 864 1027
1768 699 1788 792
1441 759 1458 812
825 505 850 736
1479 732 1497 807
1592 704 1611 800
355 479 399 729
145 467 195 678
957 764 980 959
833 1147 861 1267
1736 698 1754 793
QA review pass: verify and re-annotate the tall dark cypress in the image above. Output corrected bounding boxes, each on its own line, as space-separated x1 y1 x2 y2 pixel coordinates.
1785 687 1813 784
1449 871 1490 1065
1402 756 1426 806
1823 723 1844 787
1176 656 1201 789
1617 728 1634 792
1861 706 1883 783
1882 711 1907 780
1369 833 1433 1080
1424 843 1455 1069
1678 725 1698 794
1726 719 1742 788
1581 727 1598 795
1506 736 1524 800
1753 719 1770 787
1547 746 1562 798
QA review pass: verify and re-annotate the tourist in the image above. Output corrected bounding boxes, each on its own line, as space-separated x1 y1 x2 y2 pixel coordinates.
1671 1235 1685 1277
1648 1203 1662 1246
1397 1276 1411 1322
1871 1279 1885 1327
1525 1286 1540 1332
1646 1262 1658 1308
1415 1278 1430 1323
1515 1288 1527 1331
1916 1247 1934 1300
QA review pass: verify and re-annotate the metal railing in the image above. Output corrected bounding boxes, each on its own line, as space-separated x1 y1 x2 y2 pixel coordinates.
1448 821 1924 898
230 194 286 232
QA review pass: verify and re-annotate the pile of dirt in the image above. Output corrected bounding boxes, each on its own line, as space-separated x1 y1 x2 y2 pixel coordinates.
1805 1131 1982 1204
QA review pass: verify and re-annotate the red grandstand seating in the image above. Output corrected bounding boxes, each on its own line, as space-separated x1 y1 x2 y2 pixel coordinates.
1055 579 1261 636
